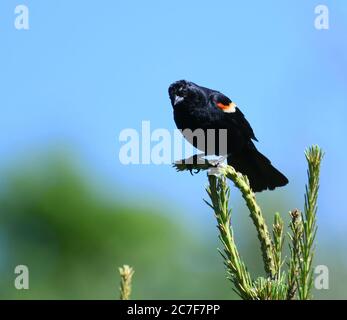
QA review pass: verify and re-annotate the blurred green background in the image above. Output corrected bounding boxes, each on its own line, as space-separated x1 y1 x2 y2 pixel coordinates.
0 149 346 299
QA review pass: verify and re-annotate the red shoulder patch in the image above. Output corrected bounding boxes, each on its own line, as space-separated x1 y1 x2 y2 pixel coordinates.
216 102 237 113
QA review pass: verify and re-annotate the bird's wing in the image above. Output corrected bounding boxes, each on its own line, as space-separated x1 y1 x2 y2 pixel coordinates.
228 107 258 142
212 93 258 141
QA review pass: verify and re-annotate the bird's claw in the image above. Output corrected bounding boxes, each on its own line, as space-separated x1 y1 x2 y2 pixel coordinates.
209 155 227 168
188 167 201 175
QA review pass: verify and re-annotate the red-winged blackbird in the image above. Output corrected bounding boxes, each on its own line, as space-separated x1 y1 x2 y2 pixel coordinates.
168 80 288 192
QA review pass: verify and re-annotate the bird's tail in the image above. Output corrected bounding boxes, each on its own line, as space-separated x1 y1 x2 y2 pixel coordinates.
227 143 288 192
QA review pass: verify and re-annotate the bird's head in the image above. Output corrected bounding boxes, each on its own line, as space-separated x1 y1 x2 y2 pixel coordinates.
168 80 207 109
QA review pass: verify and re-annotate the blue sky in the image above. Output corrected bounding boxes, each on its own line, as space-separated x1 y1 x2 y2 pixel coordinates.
0 1 347 241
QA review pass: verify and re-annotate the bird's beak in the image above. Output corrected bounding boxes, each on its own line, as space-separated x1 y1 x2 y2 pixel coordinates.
174 95 184 106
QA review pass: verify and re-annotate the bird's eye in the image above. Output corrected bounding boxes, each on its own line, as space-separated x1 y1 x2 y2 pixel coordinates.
177 87 185 96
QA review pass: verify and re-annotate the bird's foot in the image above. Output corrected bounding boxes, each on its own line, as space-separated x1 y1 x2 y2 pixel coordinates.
206 155 229 177
208 155 228 168
173 154 209 175
173 154 229 176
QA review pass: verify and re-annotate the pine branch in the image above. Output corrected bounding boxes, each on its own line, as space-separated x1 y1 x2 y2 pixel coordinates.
272 212 285 280
298 146 324 300
119 265 134 300
173 145 323 300
287 209 303 300
206 175 256 299
220 166 276 279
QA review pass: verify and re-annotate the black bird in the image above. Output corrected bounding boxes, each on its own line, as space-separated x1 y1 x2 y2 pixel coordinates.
168 80 288 192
